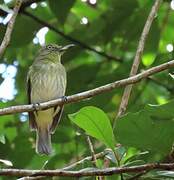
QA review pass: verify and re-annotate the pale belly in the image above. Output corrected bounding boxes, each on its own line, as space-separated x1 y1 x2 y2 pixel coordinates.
30 65 66 103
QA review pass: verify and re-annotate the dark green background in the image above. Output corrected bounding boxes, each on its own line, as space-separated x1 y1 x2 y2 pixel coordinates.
0 0 174 179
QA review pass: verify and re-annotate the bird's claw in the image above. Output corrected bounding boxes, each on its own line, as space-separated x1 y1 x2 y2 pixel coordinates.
33 103 41 111
61 96 68 102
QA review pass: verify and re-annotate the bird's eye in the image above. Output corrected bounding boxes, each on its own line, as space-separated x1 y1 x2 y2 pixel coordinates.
47 45 53 50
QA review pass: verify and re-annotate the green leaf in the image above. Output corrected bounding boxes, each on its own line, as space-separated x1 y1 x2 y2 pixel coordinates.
114 101 174 155
5 127 17 142
48 0 75 24
68 106 115 150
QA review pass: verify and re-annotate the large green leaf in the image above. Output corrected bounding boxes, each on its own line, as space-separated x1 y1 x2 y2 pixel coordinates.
115 101 174 155
69 106 116 150
48 0 75 24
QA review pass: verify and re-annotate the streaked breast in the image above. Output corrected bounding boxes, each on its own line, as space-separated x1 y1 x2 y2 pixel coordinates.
30 63 66 103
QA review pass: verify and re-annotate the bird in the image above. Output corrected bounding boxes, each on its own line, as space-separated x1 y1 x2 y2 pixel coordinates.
27 44 74 155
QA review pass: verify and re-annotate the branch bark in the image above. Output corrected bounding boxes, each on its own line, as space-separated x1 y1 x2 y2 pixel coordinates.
115 0 162 123
1 163 174 177
18 151 106 180
0 0 22 58
0 59 174 116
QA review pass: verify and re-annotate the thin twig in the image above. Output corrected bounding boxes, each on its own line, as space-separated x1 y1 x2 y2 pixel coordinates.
62 151 106 170
86 136 98 168
114 0 162 125
0 0 22 58
86 136 104 180
0 59 174 116
1 163 174 177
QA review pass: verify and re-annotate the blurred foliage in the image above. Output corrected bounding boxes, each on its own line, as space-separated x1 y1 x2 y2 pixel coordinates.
0 0 174 179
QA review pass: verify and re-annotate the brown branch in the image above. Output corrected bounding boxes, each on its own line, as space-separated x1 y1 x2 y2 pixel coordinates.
0 0 22 58
18 151 107 180
0 59 174 116
1 163 174 177
115 0 162 122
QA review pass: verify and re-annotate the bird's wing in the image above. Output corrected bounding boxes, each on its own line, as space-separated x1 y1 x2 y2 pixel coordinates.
27 77 37 131
50 105 64 134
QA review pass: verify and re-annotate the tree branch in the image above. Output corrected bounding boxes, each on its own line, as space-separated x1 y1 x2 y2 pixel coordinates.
0 0 22 58
115 0 162 122
0 59 174 116
1 163 174 177
18 151 106 180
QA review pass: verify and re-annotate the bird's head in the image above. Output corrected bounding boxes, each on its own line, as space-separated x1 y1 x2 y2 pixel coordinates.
38 44 75 63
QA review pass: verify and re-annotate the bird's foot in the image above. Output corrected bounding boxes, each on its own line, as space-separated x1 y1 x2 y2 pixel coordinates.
61 96 67 102
33 103 41 111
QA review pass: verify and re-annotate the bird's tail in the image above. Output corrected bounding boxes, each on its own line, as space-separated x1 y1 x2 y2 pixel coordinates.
36 127 52 155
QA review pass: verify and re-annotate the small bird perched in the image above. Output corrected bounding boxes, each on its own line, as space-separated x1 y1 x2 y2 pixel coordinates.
27 44 74 155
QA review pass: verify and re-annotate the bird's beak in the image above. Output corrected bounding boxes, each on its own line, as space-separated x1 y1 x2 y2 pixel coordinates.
59 44 75 52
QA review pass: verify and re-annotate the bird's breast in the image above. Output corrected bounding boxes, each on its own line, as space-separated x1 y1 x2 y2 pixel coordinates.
30 63 66 103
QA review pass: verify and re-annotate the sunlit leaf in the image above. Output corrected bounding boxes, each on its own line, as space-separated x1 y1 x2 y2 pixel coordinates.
69 106 116 150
